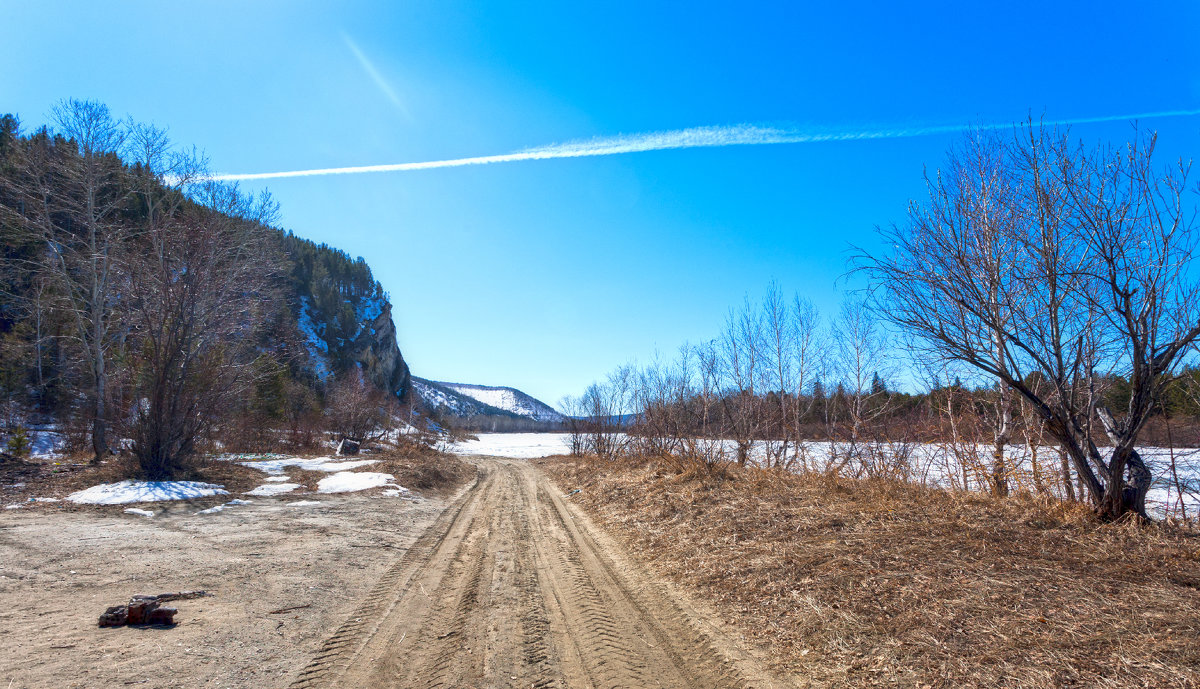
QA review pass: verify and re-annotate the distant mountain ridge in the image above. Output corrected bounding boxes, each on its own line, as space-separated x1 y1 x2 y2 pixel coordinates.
412 378 519 419
440 382 565 423
412 377 563 424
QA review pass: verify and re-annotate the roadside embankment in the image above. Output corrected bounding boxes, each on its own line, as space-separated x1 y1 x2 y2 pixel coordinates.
540 455 1200 687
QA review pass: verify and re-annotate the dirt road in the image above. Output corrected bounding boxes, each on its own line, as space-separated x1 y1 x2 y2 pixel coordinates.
297 457 791 689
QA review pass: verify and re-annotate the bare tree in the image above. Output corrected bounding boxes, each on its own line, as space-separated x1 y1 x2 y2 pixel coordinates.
720 298 763 466
324 367 396 449
0 100 131 461
788 295 824 469
125 180 279 477
760 283 795 468
830 297 895 476
558 394 587 456
860 122 1199 520
689 338 730 469
582 365 633 461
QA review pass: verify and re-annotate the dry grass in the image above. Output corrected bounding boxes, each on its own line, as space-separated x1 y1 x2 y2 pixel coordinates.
540 456 1200 688
0 453 267 515
0 454 261 498
0 445 472 509
282 446 474 497
368 445 475 496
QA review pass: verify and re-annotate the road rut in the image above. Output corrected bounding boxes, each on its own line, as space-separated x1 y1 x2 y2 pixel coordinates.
292 458 792 689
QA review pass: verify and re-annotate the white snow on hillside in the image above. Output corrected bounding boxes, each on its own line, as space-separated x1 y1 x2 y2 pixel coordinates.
28 426 66 458
441 383 564 422
413 380 475 415
356 295 386 330
297 297 332 380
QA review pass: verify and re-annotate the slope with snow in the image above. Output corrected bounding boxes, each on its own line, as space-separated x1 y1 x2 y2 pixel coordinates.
436 381 564 423
411 378 518 418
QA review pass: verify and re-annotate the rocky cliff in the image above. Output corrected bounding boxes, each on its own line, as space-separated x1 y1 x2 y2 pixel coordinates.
283 232 412 403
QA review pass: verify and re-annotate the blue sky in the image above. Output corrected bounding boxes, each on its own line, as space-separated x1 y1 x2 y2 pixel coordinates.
3 1 1199 404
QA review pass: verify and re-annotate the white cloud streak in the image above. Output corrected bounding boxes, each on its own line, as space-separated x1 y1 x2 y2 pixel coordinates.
342 33 411 120
206 109 1200 182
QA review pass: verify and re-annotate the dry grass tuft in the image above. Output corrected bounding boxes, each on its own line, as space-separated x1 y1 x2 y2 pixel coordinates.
360 446 474 496
540 456 1200 688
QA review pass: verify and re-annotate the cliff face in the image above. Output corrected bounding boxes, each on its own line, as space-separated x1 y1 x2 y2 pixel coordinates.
284 232 412 403
350 300 412 401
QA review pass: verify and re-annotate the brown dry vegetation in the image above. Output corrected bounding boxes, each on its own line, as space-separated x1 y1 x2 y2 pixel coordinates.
0 454 266 509
540 455 1200 688
370 446 475 496
0 445 472 510
278 446 474 497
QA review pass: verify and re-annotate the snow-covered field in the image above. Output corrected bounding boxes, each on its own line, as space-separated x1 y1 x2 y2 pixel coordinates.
446 433 574 458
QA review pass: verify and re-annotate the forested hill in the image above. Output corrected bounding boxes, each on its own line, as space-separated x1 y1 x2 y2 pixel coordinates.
0 104 410 465
282 233 412 400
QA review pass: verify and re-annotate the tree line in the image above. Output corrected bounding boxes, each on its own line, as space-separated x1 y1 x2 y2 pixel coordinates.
565 121 1200 522
0 100 417 476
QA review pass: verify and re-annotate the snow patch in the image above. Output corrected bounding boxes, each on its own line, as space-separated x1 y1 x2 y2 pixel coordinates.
316 471 397 494
29 428 66 458
287 500 324 507
245 483 302 497
68 480 229 505
197 499 253 515
237 456 379 475
124 508 155 517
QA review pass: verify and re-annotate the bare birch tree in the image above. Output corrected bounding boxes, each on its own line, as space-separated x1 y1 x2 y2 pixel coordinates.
720 299 763 466
788 295 824 469
760 282 795 468
860 122 1199 519
830 297 894 476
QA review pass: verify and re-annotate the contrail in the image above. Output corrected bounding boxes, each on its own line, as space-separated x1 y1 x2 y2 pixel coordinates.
342 33 411 120
205 108 1200 182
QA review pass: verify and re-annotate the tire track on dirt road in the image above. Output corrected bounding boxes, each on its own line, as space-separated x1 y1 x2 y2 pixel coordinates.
297 458 796 689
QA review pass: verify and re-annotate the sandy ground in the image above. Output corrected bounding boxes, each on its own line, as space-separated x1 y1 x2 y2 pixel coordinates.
1 456 796 689
0 485 464 688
